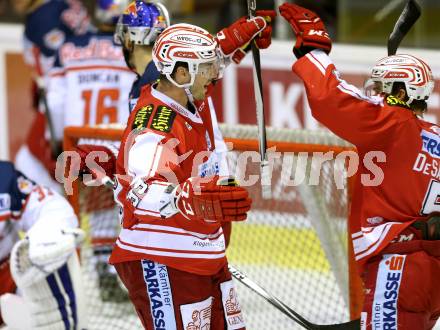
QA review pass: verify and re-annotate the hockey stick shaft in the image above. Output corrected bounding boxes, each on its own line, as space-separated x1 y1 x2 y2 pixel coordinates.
228 264 360 330
228 264 312 329
247 0 271 199
387 0 421 55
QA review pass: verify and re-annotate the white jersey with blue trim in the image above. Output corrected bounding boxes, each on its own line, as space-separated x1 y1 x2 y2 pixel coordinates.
0 161 77 262
46 31 136 140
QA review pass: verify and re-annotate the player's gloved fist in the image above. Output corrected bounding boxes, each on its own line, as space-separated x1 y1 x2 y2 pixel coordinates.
279 3 332 58
217 10 276 64
73 144 116 180
174 175 252 222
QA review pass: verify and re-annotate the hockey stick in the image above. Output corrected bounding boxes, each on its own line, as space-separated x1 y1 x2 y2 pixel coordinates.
228 264 360 330
247 0 271 199
387 0 421 55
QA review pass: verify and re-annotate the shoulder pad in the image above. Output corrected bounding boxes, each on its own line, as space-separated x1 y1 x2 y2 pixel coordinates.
385 95 411 110
132 104 155 131
149 106 176 133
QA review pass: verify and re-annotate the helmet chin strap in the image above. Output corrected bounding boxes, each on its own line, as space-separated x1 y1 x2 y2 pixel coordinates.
184 87 195 104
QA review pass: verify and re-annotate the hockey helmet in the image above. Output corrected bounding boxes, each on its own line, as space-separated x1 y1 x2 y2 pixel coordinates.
114 1 170 46
95 0 129 26
152 23 225 88
365 54 434 104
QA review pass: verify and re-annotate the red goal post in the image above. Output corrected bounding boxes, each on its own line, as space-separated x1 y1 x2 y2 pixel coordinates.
63 123 363 329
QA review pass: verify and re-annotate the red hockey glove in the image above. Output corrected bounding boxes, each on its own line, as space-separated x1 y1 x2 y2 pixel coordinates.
175 176 252 222
73 144 116 180
279 3 331 58
217 10 276 64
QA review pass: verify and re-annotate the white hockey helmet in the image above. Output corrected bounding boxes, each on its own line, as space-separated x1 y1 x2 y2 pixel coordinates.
152 23 225 88
366 54 434 104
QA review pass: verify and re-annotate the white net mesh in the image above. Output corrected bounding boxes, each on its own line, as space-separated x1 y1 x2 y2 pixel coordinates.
65 124 356 329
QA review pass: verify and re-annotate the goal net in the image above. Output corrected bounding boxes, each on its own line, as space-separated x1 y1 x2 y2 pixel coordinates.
63 124 362 330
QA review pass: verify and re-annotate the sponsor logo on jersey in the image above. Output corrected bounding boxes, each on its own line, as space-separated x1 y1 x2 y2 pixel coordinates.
61 39 123 63
198 152 220 178
220 280 245 328
141 260 176 330
421 129 440 159
132 104 154 130
180 297 213 330
372 255 406 330
44 29 66 50
17 176 34 194
150 106 176 133
385 95 411 109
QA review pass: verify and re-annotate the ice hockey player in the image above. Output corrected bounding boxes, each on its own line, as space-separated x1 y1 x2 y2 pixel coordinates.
16 0 132 193
279 2 440 329
14 0 92 191
108 16 275 329
0 161 86 329
46 0 135 131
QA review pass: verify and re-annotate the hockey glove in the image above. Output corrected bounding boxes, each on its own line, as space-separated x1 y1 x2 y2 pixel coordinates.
74 144 116 180
217 10 276 64
279 3 332 58
172 176 252 222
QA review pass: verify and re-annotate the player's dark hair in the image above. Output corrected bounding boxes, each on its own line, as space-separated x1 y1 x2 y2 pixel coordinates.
391 81 428 113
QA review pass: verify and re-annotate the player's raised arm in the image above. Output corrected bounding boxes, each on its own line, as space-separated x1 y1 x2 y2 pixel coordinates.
279 3 403 148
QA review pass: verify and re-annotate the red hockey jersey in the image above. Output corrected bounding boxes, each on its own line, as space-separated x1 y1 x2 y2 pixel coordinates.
294 50 440 268
109 84 227 275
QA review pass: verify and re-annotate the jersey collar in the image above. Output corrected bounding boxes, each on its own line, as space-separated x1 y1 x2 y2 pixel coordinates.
151 85 203 124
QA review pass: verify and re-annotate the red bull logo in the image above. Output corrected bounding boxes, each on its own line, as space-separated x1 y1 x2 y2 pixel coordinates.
124 2 137 15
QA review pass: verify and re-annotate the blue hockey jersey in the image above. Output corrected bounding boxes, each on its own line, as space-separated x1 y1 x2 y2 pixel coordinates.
128 60 160 112
23 0 91 76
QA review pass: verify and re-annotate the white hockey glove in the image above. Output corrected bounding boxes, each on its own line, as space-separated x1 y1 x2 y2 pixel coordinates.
12 227 85 287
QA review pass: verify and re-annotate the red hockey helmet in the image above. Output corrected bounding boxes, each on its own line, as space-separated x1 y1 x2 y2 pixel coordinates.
152 23 225 88
366 54 434 104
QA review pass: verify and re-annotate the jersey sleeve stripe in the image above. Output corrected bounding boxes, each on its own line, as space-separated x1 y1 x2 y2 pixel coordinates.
305 50 331 75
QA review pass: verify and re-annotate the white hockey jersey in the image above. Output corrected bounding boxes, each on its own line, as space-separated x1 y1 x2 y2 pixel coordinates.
0 161 77 266
46 31 136 141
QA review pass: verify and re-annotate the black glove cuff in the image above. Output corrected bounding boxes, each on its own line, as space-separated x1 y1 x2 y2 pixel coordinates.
293 46 316 59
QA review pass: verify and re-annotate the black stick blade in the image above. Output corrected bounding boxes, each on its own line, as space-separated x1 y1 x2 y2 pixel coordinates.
387 0 421 55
